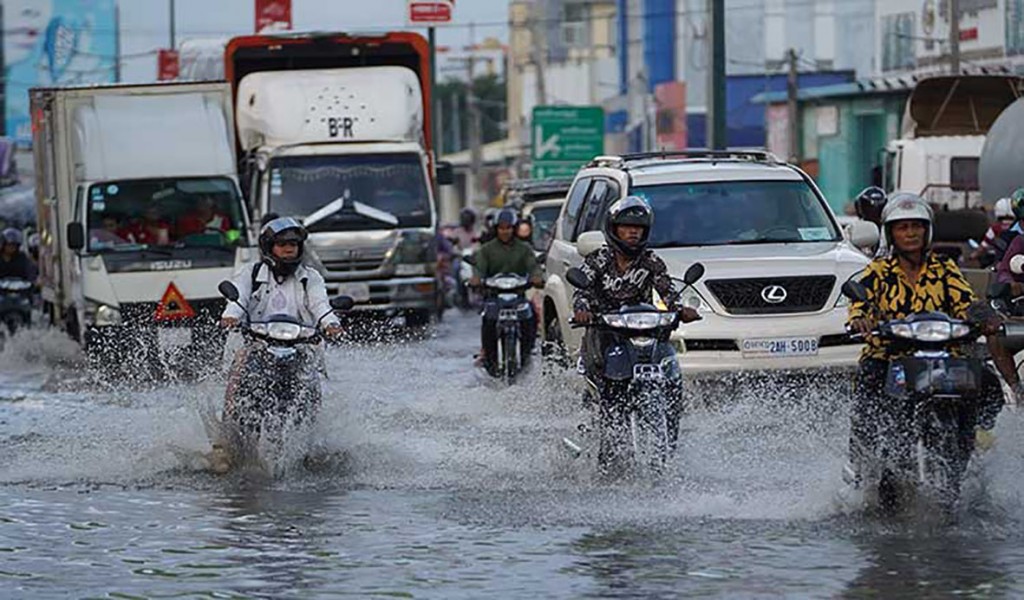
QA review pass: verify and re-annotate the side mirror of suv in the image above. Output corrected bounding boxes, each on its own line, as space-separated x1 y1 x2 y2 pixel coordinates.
576 231 605 257
848 220 879 249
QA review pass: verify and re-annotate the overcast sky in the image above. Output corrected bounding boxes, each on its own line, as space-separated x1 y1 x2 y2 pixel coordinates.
118 0 509 82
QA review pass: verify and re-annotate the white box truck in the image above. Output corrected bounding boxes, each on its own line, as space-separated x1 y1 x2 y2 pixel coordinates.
31 82 254 375
225 32 452 327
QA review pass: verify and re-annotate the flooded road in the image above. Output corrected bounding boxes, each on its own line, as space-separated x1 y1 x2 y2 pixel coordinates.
3 313 1024 598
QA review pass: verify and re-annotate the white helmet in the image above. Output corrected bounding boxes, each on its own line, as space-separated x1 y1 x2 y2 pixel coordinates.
995 197 1014 220
881 192 933 251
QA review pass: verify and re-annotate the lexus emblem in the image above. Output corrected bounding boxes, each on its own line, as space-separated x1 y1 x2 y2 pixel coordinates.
761 285 788 304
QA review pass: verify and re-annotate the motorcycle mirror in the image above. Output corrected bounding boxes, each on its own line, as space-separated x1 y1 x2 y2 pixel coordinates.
565 267 591 289
683 262 705 285
841 279 869 303
988 282 1011 299
330 295 355 311
218 281 240 302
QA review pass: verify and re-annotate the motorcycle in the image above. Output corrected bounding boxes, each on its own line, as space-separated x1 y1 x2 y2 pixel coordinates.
215 280 353 472
455 247 481 309
0 278 33 338
480 273 535 384
565 263 704 477
843 279 989 514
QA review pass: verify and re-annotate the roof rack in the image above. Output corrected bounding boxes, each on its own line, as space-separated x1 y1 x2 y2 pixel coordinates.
617 149 779 164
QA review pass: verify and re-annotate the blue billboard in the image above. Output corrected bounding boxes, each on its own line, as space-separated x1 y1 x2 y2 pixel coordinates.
4 0 117 144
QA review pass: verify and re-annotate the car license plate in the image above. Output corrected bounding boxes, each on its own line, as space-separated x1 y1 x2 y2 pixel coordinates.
741 336 819 358
336 282 371 303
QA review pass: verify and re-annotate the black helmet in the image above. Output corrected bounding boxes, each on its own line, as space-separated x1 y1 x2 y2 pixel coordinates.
459 207 477 229
258 216 307 278
604 196 653 258
854 186 887 224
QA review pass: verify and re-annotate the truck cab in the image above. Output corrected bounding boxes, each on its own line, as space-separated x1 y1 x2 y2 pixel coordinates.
226 32 450 327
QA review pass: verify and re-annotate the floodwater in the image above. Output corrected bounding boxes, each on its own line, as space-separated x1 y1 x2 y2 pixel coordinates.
4 313 1024 598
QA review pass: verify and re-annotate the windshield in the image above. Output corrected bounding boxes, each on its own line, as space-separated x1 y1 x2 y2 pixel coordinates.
268 153 432 231
530 205 562 252
86 177 245 253
631 180 841 247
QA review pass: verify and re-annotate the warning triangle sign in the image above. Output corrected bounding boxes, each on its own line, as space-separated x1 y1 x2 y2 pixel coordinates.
154 282 196 321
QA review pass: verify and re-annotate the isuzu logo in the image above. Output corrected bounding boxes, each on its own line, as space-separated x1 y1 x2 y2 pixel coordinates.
761 285 788 304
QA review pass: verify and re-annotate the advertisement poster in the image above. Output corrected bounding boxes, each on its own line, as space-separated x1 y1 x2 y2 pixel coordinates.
255 0 292 33
4 0 117 144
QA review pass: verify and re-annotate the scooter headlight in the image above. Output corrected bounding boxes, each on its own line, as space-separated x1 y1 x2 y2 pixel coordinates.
603 312 675 330
486 275 526 290
267 321 303 341
910 320 952 342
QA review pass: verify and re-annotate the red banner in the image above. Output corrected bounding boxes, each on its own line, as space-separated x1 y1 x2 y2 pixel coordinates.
256 0 292 33
157 49 179 81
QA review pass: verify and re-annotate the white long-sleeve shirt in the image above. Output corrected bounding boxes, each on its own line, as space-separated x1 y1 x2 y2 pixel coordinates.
221 262 341 328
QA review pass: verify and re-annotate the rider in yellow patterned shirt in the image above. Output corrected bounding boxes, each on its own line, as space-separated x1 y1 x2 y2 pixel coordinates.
848 252 976 360
845 193 1004 487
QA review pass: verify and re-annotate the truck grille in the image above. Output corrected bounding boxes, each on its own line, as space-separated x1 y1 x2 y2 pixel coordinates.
705 275 836 315
322 255 387 273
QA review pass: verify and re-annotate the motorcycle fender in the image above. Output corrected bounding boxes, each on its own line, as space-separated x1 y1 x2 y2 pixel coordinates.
655 342 682 379
604 343 636 381
482 301 500 320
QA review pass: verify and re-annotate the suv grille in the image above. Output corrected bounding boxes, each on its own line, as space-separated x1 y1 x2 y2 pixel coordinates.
706 276 836 315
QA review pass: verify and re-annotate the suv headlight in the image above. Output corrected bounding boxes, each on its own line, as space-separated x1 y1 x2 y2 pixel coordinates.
677 287 712 313
835 273 864 308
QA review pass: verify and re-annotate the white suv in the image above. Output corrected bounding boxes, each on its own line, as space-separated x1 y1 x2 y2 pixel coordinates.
540 151 878 375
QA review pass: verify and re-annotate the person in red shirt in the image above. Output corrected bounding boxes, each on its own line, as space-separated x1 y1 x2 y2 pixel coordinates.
176 195 231 238
122 206 171 246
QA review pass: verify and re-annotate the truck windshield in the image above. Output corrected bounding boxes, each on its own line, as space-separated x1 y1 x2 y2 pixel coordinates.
631 180 841 247
86 177 245 252
267 153 432 231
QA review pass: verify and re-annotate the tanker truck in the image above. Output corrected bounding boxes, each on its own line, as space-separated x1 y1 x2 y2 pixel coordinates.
224 32 453 328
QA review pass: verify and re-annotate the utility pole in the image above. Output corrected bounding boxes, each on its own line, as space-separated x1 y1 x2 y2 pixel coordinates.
467 22 483 208
707 0 726 149
114 3 121 82
949 0 961 74
169 0 176 49
787 48 800 162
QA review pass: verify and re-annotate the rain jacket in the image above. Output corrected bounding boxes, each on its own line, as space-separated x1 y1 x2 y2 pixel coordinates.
573 246 679 314
848 253 975 360
221 262 340 328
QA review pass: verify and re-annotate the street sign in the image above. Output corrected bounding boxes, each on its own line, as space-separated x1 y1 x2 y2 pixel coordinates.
531 105 604 179
408 0 454 24
256 0 292 33
154 283 195 321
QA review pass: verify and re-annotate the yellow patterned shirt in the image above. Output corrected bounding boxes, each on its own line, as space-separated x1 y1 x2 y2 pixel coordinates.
848 253 976 360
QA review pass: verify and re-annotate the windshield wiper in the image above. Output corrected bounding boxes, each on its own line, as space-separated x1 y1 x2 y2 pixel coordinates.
303 195 400 229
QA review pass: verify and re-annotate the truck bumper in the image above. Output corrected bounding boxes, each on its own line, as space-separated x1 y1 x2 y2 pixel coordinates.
326 276 437 314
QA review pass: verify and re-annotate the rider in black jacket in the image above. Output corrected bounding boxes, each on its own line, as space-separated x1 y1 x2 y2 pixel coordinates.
572 197 700 378
0 228 37 282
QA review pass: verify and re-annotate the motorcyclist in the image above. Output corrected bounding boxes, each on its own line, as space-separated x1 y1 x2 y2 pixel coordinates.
969 197 1016 265
846 193 1004 484
219 217 342 413
449 207 480 251
478 208 500 244
853 186 888 257
987 188 1024 264
469 208 542 374
516 214 534 245
0 228 37 282
572 196 701 376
